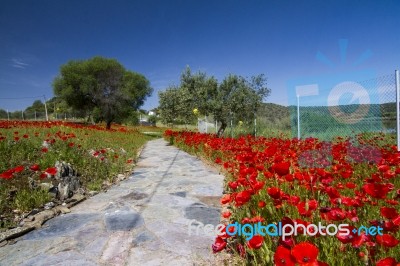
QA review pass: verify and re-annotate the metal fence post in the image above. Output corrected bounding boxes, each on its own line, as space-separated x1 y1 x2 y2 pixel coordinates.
254 117 257 137
43 95 49 121
205 115 208 133
396 70 400 152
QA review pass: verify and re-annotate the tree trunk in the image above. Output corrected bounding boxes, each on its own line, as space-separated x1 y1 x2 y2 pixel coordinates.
106 120 112 130
217 121 227 137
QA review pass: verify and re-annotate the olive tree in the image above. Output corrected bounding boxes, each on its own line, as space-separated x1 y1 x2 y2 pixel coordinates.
53 56 152 129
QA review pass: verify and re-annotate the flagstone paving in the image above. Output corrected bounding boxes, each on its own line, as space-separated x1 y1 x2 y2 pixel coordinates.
0 138 224 266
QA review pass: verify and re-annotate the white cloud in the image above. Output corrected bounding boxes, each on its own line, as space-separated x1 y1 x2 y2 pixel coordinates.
11 58 29 69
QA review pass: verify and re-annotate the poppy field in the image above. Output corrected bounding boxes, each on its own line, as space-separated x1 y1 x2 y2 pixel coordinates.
165 130 400 266
0 120 153 229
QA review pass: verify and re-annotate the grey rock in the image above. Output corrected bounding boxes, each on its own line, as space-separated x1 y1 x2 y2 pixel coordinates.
105 210 144 231
184 202 221 225
44 202 55 210
0 226 34 242
58 175 81 200
55 161 76 179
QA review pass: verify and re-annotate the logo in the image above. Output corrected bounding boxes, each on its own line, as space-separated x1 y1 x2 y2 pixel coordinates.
287 39 382 140
187 220 383 241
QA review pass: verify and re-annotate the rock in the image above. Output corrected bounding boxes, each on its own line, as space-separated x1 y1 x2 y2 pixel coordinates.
52 161 81 200
28 177 38 189
58 175 81 200
88 191 98 197
102 180 112 188
65 194 86 208
0 226 34 242
24 210 56 229
54 206 71 214
48 186 59 199
44 202 55 210
117 174 126 181
39 182 53 191
55 161 76 179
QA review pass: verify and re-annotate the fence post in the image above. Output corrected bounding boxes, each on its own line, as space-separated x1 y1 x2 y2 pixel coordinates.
43 95 49 121
7 109 9 121
254 117 257 137
21 111 24 120
297 95 300 139
396 70 400 152
205 115 208 133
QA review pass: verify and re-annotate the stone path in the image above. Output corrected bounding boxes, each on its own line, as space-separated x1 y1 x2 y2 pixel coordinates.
0 138 224 266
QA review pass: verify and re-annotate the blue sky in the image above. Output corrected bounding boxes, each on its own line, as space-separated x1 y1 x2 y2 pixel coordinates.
0 0 399 111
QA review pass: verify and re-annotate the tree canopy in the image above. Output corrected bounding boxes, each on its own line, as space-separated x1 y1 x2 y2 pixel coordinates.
158 67 270 136
53 56 152 128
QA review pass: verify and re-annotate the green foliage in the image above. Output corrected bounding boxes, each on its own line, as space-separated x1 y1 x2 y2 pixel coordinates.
53 56 152 129
13 189 51 212
158 66 271 136
147 115 158 125
25 100 45 113
0 109 7 119
158 86 197 126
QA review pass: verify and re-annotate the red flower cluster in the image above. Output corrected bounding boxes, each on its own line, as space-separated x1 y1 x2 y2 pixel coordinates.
166 131 400 265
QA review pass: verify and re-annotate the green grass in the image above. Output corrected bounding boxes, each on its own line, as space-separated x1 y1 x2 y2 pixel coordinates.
0 121 155 229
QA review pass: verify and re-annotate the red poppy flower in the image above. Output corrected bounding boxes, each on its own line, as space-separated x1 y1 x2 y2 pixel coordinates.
345 182 356 189
272 161 291 176
267 187 282 199
41 147 48 153
291 242 319 264
274 245 296 266
222 211 231 218
235 190 251 206
325 208 347 221
296 200 317 217
40 173 47 179
362 183 391 199
30 164 40 171
0 170 13 179
247 235 264 249
393 215 400 226
258 201 266 208
380 207 399 220
336 225 357 244
279 236 295 249
351 233 370 248
13 165 24 173
211 236 226 253
376 234 399 248
228 181 239 190
220 194 231 204
376 257 397 266
45 167 58 176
